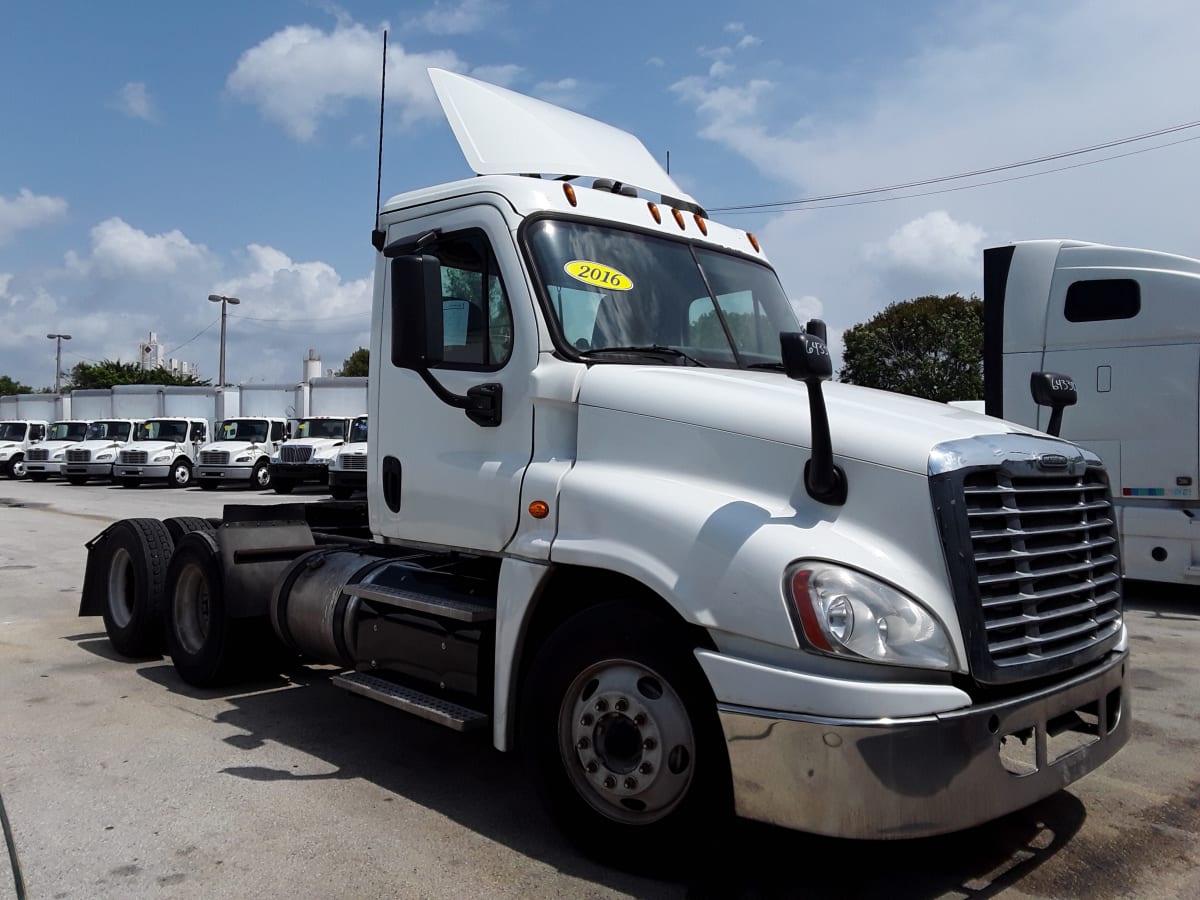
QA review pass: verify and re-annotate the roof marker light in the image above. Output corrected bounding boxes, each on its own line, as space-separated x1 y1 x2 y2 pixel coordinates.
563 183 577 207
747 232 761 253
693 214 708 236
672 208 686 230
647 201 661 224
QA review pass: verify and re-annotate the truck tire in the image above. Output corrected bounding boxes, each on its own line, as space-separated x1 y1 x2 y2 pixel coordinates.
167 458 193 488
99 518 174 657
329 484 354 501
198 479 219 491
7 456 26 479
118 477 142 488
250 459 271 490
163 516 214 546
165 530 242 686
272 478 295 495
30 472 48 482
67 474 88 485
519 602 731 866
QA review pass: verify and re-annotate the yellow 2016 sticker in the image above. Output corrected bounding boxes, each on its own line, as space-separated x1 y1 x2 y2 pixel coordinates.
564 260 633 291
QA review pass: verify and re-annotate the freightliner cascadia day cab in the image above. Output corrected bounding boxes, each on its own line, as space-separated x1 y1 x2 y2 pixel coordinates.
328 414 368 500
114 417 210 488
984 240 1200 587
0 419 48 478
195 417 289 490
79 70 1129 857
25 420 90 480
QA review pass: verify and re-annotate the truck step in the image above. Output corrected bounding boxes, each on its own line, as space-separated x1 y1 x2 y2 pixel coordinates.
332 672 489 732
349 581 496 622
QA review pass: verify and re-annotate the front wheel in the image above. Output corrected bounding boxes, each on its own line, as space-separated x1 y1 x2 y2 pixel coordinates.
520 602 731 866
271 477 295 495
167 459 192 488
329 484 354 501
118 477 142 488
198 479 219 491
7 457 27 479
250 459 271 490
30 472 48 483
66 474 88 485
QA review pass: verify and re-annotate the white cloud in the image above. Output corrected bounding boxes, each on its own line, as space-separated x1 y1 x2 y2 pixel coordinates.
66 217 211 278
0 273 11 300
709 60 734 79
724 22 745 35
736 34 761 50
534 77 593 109
866 211 985 282
470 64 522 87
407 0 502 35
227 21 463 141
113 81 156 121
0 189 69 246
646 56 665 68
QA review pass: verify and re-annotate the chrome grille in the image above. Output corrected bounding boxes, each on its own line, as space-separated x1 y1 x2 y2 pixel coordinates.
340 454 367 470
281 445 313 463
121 450 148 464
67 449 91 463
28 448 49 462
199 450 230 465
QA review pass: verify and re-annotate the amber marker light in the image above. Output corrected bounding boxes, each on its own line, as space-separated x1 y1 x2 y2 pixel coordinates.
671 208 686 230
693 214 708 236
747 232 761 252
528 500 550 519
647 201 662 224
563 184 577 206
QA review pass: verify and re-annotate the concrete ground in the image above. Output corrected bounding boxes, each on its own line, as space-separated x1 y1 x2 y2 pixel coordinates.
1 477 1198 899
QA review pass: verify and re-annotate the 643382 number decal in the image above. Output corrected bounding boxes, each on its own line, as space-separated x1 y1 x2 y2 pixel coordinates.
564 260 633 291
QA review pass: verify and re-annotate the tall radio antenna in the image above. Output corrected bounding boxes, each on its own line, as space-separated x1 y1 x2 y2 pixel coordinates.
371 29 388 250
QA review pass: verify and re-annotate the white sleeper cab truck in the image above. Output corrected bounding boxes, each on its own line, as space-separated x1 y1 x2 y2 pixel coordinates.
0 420 48 479
25 419 89 481
984 239 1200 586
270 416 350 494
78 71 1129 859
114 417 210 488
63 419 141 485
328 415 368 500
195 417 288 491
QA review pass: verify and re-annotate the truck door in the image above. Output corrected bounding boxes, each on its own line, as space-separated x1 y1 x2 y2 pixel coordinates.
372 204 536 552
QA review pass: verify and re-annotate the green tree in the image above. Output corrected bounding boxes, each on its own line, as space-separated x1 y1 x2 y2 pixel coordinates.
0 375 36 395
64 359 212 391
339 347 369 377
839 294 983 402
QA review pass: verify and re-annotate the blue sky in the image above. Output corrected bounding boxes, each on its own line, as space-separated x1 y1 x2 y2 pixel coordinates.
3 0 1199 388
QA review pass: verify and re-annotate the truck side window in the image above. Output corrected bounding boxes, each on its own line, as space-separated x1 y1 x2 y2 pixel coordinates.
1064 279 1141 322
430 230 514 371
271 422 286 442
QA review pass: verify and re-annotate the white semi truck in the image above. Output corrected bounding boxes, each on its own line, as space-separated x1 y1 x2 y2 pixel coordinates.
984 240 1200 586
328 414 368 500
269 416 351 494
114 417 210 488
0 419 48 478
78 70 1129 856
195 417 289 490
25 420 90 480
64 419 142 484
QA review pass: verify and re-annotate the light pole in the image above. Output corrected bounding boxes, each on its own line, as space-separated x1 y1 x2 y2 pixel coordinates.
46 333 72 393
207 294 241 387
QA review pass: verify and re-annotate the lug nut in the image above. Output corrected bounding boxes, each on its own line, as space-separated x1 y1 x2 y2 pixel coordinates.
615 698 628 712
577 737 590 750
585 761 598 773
639 762 653 775
624 777 638 790
595 699 608 712
643 738 656 750
580 713 593 727
603 776 616 789
634 713 646 726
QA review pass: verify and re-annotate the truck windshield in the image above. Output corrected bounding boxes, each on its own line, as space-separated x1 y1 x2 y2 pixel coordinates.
49 422 88 442
350 417 368 442
0 423 28 440
297 419 347 439
219 419 268 442
524 219 800 369
85 421 132 441
138 420 187 442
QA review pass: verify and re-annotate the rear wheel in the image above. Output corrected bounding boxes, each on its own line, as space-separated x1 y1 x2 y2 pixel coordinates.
167 458 193 488
329 484 354 501
520 602 731 868
163 516 215 545
165 531 239 686
99 518 173 657
250 459 271 490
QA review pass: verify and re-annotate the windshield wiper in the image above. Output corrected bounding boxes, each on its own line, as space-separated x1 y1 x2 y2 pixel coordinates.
746 362 785 371
580 345 708 367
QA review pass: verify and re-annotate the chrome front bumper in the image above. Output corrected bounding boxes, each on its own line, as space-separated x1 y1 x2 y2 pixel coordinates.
25 461 64 475
64 463 115 477
328 470 366 488
114 464 171 479
719 650 1129 838
197 465 252 481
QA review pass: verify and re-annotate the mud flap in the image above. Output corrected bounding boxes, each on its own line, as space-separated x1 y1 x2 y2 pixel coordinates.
79 523 119 617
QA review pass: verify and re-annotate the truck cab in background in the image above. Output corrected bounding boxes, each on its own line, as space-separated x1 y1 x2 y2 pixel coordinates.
270 416 350 494
0 420 48 479
195 417 288 491
114 417 210 488
26 420 91 481
63 419 142 484
984 240 1200 585
328 414 367 500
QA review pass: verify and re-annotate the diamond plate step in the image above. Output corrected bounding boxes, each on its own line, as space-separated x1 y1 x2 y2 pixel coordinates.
350 582 495 622
332 672 489 732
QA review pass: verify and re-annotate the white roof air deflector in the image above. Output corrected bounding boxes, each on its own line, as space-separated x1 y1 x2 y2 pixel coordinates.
429 68 695 206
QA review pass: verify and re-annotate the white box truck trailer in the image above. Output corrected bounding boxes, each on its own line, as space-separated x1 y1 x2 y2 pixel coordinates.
78 70 1129 858
984 240 1200 586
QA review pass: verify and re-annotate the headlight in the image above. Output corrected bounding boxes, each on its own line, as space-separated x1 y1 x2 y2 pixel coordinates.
152 452 172 462
0 451 10 461
787 563 956 670
235 455 252 462
96 452 114 461
270 456 280 464
52 452 64 460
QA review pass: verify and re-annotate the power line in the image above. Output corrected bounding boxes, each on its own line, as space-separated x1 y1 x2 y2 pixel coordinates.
227 311 368 323
163 316 220 356
710 116 1200 213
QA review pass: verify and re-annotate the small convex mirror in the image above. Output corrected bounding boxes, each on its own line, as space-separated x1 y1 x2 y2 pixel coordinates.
781 332 833 382
1030 372 1077 409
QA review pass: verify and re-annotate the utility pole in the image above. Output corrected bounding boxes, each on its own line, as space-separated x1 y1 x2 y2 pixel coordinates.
207 294 241 387
46 333 72 393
